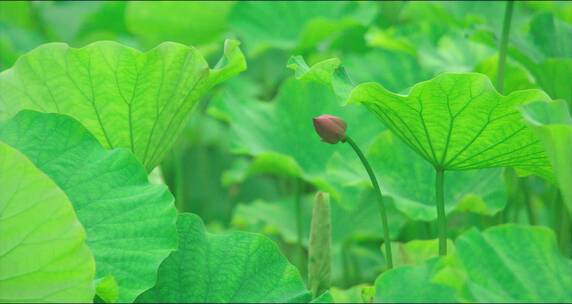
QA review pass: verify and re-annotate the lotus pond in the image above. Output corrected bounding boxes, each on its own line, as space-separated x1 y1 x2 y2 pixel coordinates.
0 1 571 303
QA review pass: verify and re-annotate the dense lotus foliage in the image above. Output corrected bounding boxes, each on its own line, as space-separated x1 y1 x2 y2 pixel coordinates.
0 1 571 303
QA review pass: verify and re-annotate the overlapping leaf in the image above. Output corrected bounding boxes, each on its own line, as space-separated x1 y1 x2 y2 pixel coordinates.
521 100 572 215
0 39 246 171
0 111 178 302
374 225 572 302
0 142 95 302
137 213 312 303
348 72 554 179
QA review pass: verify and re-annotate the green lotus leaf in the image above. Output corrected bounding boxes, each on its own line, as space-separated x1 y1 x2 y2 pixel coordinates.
348 72 554 179
0 39 246 172
0 141 95 302
137 213 312 303
374 224 572 302
521 100 572 215
456 225 572 302
0 111 178 302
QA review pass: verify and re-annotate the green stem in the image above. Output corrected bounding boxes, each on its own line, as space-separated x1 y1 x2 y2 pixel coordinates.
521 178 536 225
435 168 447 255
345 136 393 269
496 0 515 94
557 192 571 256
341 240 353 287
172 148 185 211
294 178 306 278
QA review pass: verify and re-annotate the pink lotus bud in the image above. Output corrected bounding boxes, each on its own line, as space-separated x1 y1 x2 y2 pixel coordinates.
312 114 347 144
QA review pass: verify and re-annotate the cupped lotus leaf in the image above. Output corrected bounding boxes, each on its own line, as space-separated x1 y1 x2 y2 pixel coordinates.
521 100 572 215
455 225 572 302
137 213 311 303
365 131 507 221
0 111 178 303
0 39 246 172
348 72 553 179
0 141 95 302
287 56 341 86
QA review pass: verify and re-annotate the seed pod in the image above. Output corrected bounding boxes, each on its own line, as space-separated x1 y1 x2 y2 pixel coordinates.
308 192 332 298
312 114 347 144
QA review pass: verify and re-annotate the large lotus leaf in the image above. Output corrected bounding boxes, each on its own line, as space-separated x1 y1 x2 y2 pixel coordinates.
229 1 374 56
521 100 572 215
373 225 572 302
0 142 95 302
137 213 311 303
348 72 554 179
0 111 178 302
0 39 246 172
455 225 572 302
126 1 233 47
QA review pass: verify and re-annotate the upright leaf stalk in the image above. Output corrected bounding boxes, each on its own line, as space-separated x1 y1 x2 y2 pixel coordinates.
308 192 332 298
496 0 515 94
435 168 447 255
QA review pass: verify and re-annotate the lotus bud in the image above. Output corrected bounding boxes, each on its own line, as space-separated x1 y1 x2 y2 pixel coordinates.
312 114 347 144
